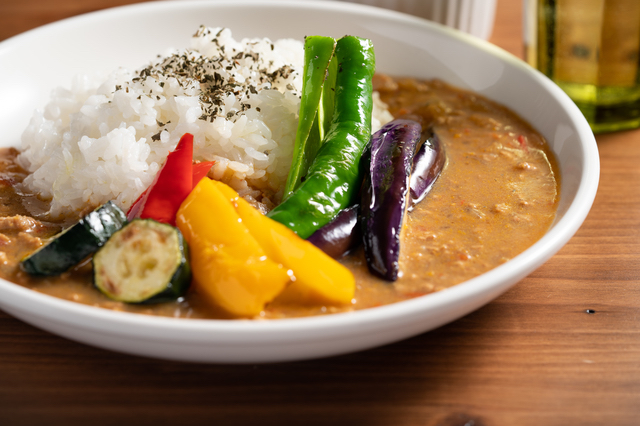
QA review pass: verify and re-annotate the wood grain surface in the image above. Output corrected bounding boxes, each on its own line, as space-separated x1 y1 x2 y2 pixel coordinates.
1 1 639 425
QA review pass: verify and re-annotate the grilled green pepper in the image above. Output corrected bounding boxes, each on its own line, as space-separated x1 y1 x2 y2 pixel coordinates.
284 36 336 197
269 35 375 239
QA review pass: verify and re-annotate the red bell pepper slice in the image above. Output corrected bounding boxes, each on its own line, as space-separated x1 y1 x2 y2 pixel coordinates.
192 161 216 187
127 133 215 226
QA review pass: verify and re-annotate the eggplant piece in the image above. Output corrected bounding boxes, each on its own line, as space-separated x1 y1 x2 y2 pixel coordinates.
307 204 361 258
361 119 422 281
307 127 445 262
408 128 446 210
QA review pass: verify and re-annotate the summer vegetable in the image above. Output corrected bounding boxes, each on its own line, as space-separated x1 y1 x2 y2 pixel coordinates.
176 178 354 316
268 35 375 239
306 204 361 259
127 133 215 225
20 201 127 276
307 124 446 264
284 36 337 197
361 119 423 281
176 178 289 316
93 219 191 304
214 181 355 306
409 128 446 210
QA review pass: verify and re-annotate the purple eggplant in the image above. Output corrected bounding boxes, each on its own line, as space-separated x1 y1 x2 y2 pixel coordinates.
308 124 446 267
408 128 446 210
360 119 422 281
307 204 361 258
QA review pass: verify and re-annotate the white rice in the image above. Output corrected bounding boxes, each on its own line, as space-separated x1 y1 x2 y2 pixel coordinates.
18 26 393 219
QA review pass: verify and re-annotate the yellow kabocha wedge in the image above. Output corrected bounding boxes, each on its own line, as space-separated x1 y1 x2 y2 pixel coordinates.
213 180 355 306
176 178 290 317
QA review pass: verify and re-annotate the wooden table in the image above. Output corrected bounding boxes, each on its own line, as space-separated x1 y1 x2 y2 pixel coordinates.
1 1 638 425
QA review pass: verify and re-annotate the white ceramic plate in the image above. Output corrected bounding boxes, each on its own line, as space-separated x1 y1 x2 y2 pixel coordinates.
0 0 599 363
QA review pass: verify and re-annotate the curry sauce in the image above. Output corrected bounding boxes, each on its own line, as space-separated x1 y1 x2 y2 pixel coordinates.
0 76 559 319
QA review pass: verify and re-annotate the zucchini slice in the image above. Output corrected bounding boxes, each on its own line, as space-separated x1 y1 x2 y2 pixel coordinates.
93 219 191 304
21 201 127 276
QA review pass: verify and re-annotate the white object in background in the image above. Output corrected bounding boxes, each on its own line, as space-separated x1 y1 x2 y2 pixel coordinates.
338 0 497 39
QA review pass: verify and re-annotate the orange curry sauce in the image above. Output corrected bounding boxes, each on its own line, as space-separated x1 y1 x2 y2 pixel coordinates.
0 76 559 319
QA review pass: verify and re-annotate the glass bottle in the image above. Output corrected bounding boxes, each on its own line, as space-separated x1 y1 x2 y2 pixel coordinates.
524 0 640 133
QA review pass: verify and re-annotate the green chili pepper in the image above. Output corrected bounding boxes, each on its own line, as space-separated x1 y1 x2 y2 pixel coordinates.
283 36 336 197
269 35 375 238
319 54 338 140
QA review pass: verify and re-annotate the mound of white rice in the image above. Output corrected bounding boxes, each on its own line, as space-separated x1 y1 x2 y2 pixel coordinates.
18 26 392 219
